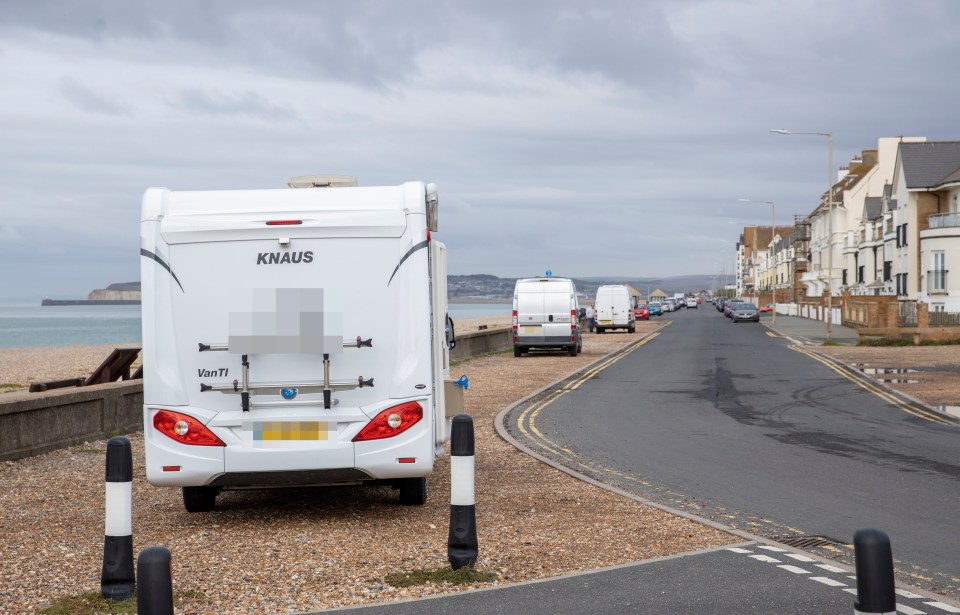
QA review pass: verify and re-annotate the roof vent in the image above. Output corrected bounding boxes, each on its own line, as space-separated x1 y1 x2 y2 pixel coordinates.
287 175 358 188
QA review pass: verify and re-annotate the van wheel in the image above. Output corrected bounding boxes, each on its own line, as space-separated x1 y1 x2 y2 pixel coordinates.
182 486 219 512
628 325 635 333
568 344 577 357
596 327 602 334
399 477 427 506
514 345 522 357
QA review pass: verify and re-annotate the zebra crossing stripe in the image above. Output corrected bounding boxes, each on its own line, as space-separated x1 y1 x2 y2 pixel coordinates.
810 576 846 587
777 565 810 574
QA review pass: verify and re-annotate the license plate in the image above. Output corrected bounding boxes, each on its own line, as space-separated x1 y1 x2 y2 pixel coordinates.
598 320 612 325
520 325 541 335
253 421 328 441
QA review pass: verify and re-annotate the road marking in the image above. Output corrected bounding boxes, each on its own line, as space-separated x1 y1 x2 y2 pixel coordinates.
924 602 960 613
897 604 928 615
766 331 778 337
726 547 754 554
842 588 858 595
757 545 786 552
777 565 811 574
789 345 954 425
784 553 815 562
898 589 925 599
815 563 848 573
810 576 846 587
749 554 781 563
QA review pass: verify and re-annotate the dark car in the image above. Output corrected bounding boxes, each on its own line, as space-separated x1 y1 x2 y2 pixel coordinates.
634 304 650 320
730 302 760 323
723 298 746 317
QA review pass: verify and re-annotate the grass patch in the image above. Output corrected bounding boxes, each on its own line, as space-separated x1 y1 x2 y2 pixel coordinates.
919 337 960 346
385 566 498 588
77 448 106 455
820 340 847 346
39 590 207 614
0 383 24 391
39 592 137 615
858 337 913 347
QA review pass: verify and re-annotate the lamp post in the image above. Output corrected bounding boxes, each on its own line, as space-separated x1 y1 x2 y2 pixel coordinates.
771 128 833 342
739 198 777 325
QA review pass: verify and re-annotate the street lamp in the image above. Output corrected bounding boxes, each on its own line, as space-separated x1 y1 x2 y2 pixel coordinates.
738 198 777 325
771 128 834 342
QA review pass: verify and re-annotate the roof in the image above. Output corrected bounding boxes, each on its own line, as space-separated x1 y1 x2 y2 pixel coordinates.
864 197 882 221
748 225 796 247
899 141 960 189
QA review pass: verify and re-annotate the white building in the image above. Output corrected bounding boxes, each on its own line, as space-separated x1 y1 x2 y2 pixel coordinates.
891 141 960 312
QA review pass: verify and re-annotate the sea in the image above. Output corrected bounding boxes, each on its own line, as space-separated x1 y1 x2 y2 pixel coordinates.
0 302 511 349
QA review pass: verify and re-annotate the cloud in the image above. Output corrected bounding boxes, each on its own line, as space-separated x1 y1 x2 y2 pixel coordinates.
58 77 130 115
2 0 960 300
169 88 294 121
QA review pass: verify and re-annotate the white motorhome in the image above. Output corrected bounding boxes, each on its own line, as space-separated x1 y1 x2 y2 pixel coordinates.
140 177 458 512
595 285 636 333
512 277 582 357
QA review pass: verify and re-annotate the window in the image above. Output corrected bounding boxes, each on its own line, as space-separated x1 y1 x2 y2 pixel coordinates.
883 261 892 281
858 266 865 284
933 251 946 291
842 269 848 286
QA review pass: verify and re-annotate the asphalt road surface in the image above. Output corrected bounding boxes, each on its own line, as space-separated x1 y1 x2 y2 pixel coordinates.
506 307 960 597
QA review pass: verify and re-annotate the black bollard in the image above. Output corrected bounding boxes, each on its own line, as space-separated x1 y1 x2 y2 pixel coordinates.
137 546 174 615
853 528 896 614
100 436 135 600
447 414 478 570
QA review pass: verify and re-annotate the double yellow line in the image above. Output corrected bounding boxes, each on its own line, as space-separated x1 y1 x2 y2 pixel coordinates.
789 345 955 426
515 329 664 459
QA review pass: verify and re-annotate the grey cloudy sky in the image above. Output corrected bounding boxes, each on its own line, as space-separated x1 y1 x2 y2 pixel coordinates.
2 0 959 300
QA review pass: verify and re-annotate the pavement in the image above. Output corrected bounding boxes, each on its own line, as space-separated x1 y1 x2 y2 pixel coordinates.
762 312 860 345
313 311 959 615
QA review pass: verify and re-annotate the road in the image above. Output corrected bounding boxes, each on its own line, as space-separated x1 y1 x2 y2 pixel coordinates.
505 306 960 597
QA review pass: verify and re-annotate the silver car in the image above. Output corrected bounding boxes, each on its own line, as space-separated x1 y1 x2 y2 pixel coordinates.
730 302 760 323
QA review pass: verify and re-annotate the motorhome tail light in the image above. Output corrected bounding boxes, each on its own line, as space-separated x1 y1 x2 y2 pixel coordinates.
265 220 302 226
571 309 577 330
352 401 423 442
512 310 518 330
153 410 225 447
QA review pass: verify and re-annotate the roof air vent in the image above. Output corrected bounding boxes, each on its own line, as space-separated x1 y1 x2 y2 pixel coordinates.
287 175 358 188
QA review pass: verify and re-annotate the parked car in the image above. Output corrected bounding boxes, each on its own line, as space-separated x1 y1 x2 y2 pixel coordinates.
648 302 663 316
663 299 676 312
730 302 760 323
759 304 774 313
685 297 698 309
634 304 650 320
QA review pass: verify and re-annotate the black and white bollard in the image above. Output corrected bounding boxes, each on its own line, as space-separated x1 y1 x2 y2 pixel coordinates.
137 546 174 615
447 414 478 570
853 528 896 615
100 436 135 600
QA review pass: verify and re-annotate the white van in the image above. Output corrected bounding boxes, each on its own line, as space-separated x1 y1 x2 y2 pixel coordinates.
512 277 582 357
595 285 636 333
140 177 457 512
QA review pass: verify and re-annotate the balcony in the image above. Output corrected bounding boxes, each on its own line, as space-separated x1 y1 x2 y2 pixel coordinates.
927 270 948 295
929 213 960 229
